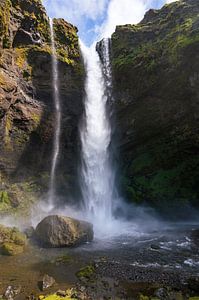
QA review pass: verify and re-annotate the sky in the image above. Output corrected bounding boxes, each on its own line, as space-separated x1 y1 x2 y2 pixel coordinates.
42 0 178 45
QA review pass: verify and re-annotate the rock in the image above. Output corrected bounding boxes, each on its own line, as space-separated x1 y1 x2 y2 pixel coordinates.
187 276 199 293
1 242 24 256
24 226 35 239
26 294 36 300
56 290 67 297
154 287 169 299
191 230 199 246
76 265 95 281
4 285 22 300
0 0 84 212
150 244 161 250
111 0 199 214
41 274 55 291
0 224 27 255
35 215 93 247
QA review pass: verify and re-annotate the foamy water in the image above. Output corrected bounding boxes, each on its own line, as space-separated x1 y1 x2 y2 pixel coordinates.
79 39 117 230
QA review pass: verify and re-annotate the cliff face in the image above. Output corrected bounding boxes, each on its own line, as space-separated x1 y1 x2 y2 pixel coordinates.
0 0 84 214
111 0 199 215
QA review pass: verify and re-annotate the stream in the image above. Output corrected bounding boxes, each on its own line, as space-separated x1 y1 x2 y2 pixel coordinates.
0 222 198 298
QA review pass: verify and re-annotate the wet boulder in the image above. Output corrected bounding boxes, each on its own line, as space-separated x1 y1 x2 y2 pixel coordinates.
35 215 94 248
4 285 22 300
41 274 55 291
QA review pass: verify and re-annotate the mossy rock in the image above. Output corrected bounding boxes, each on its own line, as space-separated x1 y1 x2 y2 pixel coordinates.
0 191 10 205
0 242 24 255
55 254 73 264
139 295 149 300
111 0 199 213
39 288 79 300
76 265 95 280
40 296 75 300
0 224 27 245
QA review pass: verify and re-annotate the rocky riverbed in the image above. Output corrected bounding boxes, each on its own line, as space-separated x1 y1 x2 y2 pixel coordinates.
0 222 199 299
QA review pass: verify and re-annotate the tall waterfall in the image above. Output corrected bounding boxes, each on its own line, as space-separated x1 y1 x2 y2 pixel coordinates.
49 19 61 205
80 39 116 226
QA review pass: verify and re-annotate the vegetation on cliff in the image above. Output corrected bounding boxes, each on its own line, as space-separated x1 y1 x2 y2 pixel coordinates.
111 0 199 215
0 0 84 216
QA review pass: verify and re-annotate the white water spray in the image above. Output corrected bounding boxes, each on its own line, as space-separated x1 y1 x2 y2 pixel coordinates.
80 39 116 227
49 18 61 205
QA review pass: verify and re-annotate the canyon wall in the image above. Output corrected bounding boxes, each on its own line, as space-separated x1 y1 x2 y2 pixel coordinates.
0 0 84 214
111 0 199 215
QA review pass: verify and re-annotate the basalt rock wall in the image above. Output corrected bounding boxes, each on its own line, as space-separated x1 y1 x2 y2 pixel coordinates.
111 0 199 216
0 0 84 214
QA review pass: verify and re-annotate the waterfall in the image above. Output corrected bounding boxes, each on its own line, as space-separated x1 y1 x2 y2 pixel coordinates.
80 39 116 226
48 18 61 205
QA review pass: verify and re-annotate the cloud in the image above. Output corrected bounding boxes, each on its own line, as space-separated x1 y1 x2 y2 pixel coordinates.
42 0 179 44
42 0 108 25
100 0 150 38
99 0 179 39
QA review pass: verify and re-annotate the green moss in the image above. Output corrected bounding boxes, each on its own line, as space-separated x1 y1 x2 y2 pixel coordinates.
139 295 149 300
113 13 199 72
39 288 79 300
11 0 51 42
0 191 11 211
55 254 73 264
121 131 199 209
15 48 28 68
53 18 80 64
11 229 27 246
131 153 154 173
56 48 74 65
0 191 10 205
31 113 41 124
0 0 12 48
1 242 24 256
189 298 199 300
76 265 95 280
0 225 27 255
40 295 76 300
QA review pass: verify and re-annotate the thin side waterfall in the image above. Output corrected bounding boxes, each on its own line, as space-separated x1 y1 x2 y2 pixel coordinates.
80 39 116 227
48 18 61 205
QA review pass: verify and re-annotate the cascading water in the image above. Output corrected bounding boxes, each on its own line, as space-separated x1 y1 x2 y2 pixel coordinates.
80 39 116 227
48 19 61 206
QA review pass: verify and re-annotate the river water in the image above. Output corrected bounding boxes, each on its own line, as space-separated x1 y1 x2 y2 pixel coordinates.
0 222 198 298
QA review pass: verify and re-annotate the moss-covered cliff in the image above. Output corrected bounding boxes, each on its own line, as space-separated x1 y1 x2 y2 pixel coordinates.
0 0 84 215
111 0 199 216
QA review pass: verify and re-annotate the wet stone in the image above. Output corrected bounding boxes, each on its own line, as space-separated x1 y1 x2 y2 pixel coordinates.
4 285 22 300
56 290 67 297
41 274 55 290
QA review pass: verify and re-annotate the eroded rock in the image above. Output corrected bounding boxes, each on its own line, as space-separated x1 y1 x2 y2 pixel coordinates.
35 215 94 247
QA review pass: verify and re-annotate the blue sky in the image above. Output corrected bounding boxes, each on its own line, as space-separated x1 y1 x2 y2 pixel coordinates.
42 0 177 45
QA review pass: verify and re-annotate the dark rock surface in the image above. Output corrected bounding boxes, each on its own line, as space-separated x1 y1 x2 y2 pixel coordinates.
35 215 94 247
0 0 84 214
111 0 199 215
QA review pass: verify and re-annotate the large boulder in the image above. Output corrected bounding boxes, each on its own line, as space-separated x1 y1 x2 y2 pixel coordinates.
35 215 94 247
